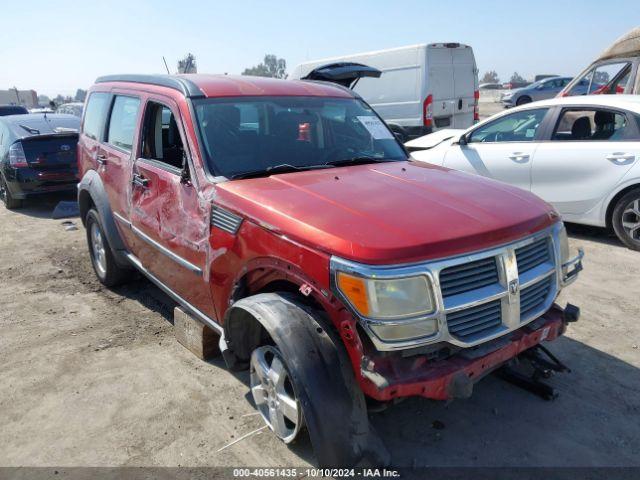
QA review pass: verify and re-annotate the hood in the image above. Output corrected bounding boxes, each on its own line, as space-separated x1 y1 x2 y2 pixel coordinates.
215 162 557 265
405 129 465 151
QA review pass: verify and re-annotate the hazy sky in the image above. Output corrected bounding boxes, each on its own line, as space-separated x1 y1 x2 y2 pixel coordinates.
1 0 637 98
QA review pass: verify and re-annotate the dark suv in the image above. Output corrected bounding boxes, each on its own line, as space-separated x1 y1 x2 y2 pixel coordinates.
77 74 583 466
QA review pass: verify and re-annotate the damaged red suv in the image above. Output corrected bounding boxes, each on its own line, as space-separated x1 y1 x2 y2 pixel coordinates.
77 74 583 466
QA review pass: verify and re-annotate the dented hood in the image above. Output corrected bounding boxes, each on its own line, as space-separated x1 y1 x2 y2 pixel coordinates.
215 161 556 264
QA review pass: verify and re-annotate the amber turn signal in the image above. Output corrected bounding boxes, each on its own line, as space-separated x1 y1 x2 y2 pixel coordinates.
337 272 370 317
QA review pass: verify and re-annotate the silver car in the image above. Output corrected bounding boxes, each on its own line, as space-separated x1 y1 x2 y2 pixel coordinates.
501 76 576 107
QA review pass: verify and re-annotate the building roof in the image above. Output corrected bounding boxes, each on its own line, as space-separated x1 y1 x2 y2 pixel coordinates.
95 74 354 99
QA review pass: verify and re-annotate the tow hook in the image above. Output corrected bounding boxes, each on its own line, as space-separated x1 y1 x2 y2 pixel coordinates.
495 344 570 401
563 303 580 323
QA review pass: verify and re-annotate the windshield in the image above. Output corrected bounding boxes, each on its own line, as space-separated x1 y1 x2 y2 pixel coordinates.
193 96 407 178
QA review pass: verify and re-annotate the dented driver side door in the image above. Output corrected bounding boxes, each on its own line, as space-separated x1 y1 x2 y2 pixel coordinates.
128 96 215 318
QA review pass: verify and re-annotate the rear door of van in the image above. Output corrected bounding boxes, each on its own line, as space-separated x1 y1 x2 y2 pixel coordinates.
427 44 477 130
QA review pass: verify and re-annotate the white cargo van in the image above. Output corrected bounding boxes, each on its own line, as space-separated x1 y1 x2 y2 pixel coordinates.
291 43 479 141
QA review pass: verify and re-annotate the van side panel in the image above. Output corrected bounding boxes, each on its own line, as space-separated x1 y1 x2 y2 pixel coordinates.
352 46 422 128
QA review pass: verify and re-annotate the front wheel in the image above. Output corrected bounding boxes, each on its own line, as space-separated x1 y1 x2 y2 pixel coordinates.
250 345 303 443
516 96 532 106
612 189 640 251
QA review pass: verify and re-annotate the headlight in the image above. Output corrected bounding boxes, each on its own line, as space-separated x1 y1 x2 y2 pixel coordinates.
336 271 438 342
336 272 435 319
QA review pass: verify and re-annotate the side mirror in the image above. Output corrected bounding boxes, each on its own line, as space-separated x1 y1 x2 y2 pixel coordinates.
457 133 468 146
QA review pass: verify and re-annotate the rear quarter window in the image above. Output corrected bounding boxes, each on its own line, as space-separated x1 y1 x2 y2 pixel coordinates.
82 92 110 140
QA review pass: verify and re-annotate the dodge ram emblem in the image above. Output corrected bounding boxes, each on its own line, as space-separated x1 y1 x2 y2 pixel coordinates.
509 279 520 295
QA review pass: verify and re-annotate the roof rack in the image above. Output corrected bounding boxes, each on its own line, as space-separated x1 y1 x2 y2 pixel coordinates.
94 74 205 98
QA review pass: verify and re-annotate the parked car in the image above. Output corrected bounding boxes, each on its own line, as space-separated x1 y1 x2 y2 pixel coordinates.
501 77 576 107
77 74 582 466
291 43 479 141
56 102 84 117
407 95 640 250
0 105 28 116
0 113 80 209
560 27 640 97
479 82 503 90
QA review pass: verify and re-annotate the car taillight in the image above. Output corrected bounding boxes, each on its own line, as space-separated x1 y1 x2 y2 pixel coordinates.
8 142 28 167
473 90 480 122
423 94 433 128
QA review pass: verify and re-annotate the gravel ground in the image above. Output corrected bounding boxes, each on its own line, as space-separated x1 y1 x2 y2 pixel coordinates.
1 185 639 469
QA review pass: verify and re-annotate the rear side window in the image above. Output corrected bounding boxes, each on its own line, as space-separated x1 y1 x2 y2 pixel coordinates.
552 109 633 141
107 96 140 151
82 92 110 140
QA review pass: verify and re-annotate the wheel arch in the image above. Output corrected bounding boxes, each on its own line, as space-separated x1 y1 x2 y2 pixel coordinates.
223 292 389 467
77 170 129 267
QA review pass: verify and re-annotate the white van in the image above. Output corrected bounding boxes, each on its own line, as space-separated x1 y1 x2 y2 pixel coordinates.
291 43 479 141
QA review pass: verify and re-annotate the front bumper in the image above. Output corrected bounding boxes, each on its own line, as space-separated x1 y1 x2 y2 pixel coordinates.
358 304 570 401
561 248 584 286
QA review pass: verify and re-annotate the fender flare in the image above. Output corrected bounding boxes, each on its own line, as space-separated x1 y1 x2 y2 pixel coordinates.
224 293 390 467
77 170 130 267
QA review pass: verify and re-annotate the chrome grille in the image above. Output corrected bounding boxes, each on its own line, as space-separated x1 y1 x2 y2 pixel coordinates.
439 257 499 298
446 299 502 340
516 237 550 274
520 276 554 320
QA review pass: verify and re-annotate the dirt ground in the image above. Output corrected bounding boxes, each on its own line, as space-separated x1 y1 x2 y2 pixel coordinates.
1 189 639 469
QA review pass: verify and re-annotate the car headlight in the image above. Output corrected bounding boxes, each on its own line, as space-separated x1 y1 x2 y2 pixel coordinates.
336 272 435 319
335 271 439 342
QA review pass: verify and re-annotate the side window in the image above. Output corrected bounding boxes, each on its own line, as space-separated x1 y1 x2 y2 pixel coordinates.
82 92 110 140
140 101 185 170
552 109 631 141
468 108 548 143
589 62 631 94
107 96 140 152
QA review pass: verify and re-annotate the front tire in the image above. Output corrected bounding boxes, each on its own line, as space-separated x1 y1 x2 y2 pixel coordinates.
85 208 130 286
0 176 22 210
612 189 640 251
516 96 532 106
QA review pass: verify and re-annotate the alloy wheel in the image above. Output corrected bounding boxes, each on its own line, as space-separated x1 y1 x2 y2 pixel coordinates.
250 345 302 443
90 221 108 278
621 199 640 241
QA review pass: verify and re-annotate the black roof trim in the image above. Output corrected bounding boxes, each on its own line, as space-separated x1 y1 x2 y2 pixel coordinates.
95 74 205 98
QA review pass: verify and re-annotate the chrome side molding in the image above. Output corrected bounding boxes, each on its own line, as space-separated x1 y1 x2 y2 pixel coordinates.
113 212 203 276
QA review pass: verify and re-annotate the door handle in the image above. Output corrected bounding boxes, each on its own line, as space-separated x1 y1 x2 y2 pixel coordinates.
508 152 530 162
96 154 107 166
132 173 149 189
605 153 635 163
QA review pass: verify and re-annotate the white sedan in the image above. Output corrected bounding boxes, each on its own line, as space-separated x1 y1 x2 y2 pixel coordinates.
407 95 640 250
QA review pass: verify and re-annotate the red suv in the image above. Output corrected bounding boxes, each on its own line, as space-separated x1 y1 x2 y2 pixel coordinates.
77 74 583 466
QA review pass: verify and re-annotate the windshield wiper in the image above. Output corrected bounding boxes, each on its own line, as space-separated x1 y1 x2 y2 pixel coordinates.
325 156 395 167
19 124 40 135
230 163 332 179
